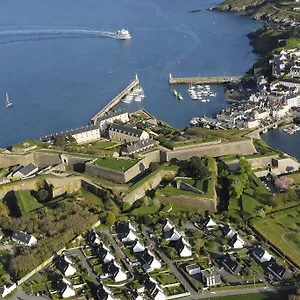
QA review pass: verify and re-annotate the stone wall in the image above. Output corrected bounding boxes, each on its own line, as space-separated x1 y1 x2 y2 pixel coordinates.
226 154 279 172
0 176 82 200
33 152 62 168
0 152 34 168
164 140 257 161
85 150 160 184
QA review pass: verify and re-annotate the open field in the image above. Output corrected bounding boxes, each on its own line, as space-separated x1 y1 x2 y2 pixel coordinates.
15 190 43 214
94 157 139 171
211 290 291 300
252 206 300 267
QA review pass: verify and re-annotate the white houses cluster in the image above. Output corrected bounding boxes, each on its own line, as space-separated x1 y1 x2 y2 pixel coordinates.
163 219 192 257
117 221 162 272
221 224 245 249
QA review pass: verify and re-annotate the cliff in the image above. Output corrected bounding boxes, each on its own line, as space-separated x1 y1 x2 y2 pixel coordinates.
215 0 300 24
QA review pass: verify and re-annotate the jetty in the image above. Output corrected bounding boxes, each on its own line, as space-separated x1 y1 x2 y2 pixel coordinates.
91 74 140 124
168 73 242 85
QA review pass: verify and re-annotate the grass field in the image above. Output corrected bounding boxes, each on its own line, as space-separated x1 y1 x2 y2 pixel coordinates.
252 206 300 267
129 204 161 215
211 290 291 300
242 193 264 220
94 157 139 171
81 188 104 210
15 190 43 214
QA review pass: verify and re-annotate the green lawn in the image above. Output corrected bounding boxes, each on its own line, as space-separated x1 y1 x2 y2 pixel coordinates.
286 172 300 185
81 188 104 210
212 292 289 300
130 204 161 215
252 207 300 267
152 273 178 285
94 157 139 171
0 251 10 276
15 190 43 214
242 193 264 220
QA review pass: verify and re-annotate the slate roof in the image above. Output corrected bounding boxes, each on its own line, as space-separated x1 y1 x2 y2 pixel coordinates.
96 243 110 261
268 259 286 279
122 139 157 155
109 123 144 137
96 109 127 123
86 230 101 245
11 230 33 245
96 283 110 300
174 237 191 254
57 255 73 274
253 246 266 259
41 124 99 142
221 224 232 236
140 249 154 265
144 276 157 294
18 163 37 176
106 260 120 278
222 254 241 275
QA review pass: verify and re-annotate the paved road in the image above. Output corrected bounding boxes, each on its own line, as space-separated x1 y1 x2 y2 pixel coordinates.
10 287 50 300
141 224 197 296
67 248 99 285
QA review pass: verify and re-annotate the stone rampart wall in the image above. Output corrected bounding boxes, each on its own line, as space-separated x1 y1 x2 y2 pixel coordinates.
165 140 256 161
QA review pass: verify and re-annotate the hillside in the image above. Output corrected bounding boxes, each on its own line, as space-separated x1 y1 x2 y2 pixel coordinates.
215 0 300 23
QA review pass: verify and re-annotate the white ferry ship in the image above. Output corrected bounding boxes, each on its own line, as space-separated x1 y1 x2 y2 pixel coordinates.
115 29 131 40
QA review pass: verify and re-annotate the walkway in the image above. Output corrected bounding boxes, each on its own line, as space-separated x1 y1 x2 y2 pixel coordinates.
169 75 242 85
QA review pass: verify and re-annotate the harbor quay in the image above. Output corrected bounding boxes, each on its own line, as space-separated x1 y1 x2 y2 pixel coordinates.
168 73 242 85
91 74 140 124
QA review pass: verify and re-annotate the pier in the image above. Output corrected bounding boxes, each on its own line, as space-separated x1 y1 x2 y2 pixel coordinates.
168 73 242 85
91 74 140 124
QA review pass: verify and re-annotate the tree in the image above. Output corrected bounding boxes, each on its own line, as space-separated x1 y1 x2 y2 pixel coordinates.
105 212 116 227
229 177 244 199
238 158 252 175
54 135 67 148
36 188 50 202
189 156 211 180
149 162 160 172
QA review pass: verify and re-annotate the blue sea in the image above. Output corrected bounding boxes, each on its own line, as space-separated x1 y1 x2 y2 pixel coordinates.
0 0 261 147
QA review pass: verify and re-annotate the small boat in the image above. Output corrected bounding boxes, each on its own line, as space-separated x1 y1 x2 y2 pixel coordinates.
6 93 12 108
134 95 142 102
201 99 207 102
115 29 131 40
173 90 178 96
206 99 211 102
191 95 198 100
177 93 183 100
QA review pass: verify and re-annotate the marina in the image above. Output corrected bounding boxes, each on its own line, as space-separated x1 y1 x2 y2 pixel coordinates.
91 75 140 124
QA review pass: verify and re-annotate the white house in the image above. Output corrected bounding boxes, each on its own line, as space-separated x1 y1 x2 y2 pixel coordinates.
174 237 192 257
253 246 273 263
96 243 115 263
57 255 76 277
132 290 143 300
164 227 182 241
86 230 102 245
96 283 116 300
163 219 174 233
106 260 127 282
221 224 236 239
57 277 76 299
286 95 300 108
272 105 289 118
11 163 38 178
229 233 245 249
109 123 149 143
122 230 137 243
132 239 145 253
202 216 218 229
246 119 260 129
11 230 37 246
201 268 222 287
95 109 129 131
144 276 165 300
290 65 300 78
140 249 161 272
186 263 201 276
0 284 17 298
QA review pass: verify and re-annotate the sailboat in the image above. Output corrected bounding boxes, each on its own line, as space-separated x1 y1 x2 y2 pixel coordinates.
6 93 12 108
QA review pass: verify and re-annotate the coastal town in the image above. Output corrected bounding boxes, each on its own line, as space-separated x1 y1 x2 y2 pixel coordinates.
1 0 300 300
